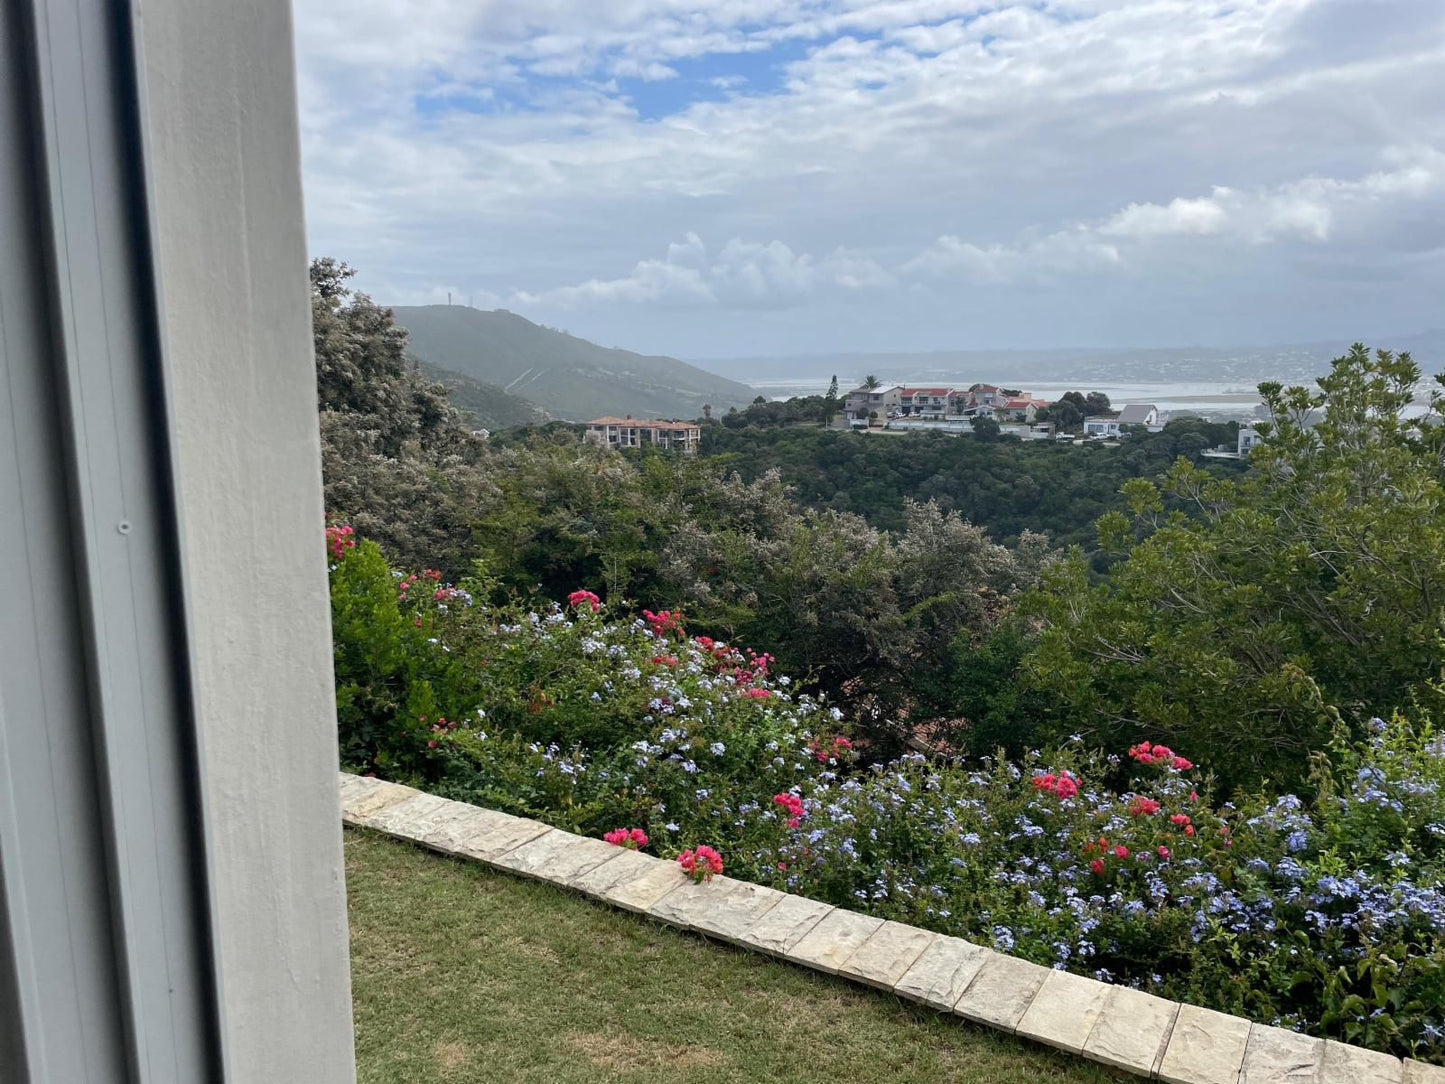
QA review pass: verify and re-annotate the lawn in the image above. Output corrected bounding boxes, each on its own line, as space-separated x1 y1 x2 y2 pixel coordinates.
346 829 1121 1084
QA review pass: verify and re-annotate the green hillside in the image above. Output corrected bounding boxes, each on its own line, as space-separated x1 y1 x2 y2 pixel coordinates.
417 361 549 430
392 305 755 421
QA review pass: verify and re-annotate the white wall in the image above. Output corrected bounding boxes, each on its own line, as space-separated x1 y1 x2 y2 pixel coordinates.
138 2 356 1079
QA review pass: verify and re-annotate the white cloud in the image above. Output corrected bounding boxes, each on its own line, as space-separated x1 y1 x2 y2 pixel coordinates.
515 233 892 310
292 0 1445 354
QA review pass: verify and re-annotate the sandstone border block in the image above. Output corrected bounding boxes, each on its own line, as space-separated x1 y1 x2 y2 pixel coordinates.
952 951 1050 1031
1239 1023 1324 1084
735 893 834 956
491 828 622 884
1158 1003 1252 1084
1016 968 1110 1054
836 920 935 990
1322 1039 1402 1084
786 908 885 975
893 935 989 1011
1081 985 1178 1076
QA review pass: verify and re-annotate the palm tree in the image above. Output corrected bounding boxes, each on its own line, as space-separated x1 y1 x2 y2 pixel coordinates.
863 374 881 390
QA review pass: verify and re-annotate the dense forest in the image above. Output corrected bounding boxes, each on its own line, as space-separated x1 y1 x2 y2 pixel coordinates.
702 423 1243 549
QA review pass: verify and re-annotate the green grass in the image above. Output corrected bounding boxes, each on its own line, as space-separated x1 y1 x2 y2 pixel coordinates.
346 829 1122 1084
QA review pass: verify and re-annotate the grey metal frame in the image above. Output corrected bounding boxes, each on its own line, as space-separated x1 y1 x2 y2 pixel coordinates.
1 0 223 1079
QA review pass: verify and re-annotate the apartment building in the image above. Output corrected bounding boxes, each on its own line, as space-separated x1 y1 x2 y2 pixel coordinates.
585 417 702 453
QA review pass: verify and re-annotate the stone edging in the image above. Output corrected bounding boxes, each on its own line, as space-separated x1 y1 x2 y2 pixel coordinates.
338 772 1442 1084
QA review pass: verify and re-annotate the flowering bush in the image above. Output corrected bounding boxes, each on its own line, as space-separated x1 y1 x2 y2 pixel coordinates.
329 529 1445 1062
679 845 724 882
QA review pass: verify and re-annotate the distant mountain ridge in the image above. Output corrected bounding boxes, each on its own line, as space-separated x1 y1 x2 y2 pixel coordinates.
692 330 1445 386
392 305 755 422
416 361 549 430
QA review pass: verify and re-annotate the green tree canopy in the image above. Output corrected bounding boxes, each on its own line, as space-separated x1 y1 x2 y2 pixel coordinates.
1026 345 1445 789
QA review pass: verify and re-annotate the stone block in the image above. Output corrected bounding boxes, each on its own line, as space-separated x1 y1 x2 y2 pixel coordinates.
570 849 691 913
953 951 1051 1031
1158 1003 1252 1084
1321 1040 1401 1084
837 921 937 990
648 875 780 938
786 909 885 975
893 935 989 1011
1016 968 1111 1054
336 772 377 802
1239 1024 1325 1084
341 779 417 822
1405 1060 1445 1084
1081 985 1179 1076
491 828 622 884
449 812 553 863
359 791 452 834
735 894 834 956
416 806 520 856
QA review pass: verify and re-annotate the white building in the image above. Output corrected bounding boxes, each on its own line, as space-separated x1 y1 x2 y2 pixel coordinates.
1084 416 1121 438
844 384 902 423
1238 427 1262 455
585 417 701 453
1117 403 1162 430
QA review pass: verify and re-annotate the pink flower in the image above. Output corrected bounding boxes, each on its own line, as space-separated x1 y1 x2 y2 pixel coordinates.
567 589 600 612
1113 844 1129 858
1157 846 1171 859
1089 858 1105 875
742 687 772 699
1172 756 1193 770
678 845 723 882
1170 814 1192 826
1128 796 1161 817
324 523 356 560
603 827 648 850
1031 771 1078 800
773 793 805 827
1185 824 1196 836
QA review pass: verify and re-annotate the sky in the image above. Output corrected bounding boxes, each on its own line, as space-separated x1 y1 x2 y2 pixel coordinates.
292 0 1445 359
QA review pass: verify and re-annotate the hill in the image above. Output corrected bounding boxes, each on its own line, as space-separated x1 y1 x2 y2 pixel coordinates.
416 361 549 430
392 305 755 421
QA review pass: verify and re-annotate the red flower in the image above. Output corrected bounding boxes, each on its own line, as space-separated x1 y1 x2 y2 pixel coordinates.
1113 844 1129 858
1157 845 1171 859
1170 814 1192 826
1185 824 1196 836
1089 858 1106 875
567 589 601 612
1172 756 1193 770
1128 796 1162 817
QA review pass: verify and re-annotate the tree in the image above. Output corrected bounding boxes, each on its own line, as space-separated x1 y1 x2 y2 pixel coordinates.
863 375 882 390
1039 400 1083 432
822 374 839 427
703 403 712 422
972 417 1001 441
1084 392 1112 416
310 257 493 573
1026 345 1445 790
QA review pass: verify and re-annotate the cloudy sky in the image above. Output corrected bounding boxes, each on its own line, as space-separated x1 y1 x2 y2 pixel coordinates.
293 0 1445 359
